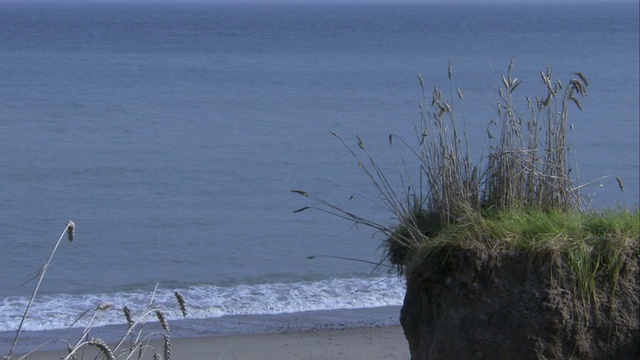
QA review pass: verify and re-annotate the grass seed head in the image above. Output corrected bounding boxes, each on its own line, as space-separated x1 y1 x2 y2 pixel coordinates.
155 309 170 332
96 303 112 311
616 177 625 192
174 292 187 317
66 220 75 241
123 306 134 327
88 338 115 360
163 334 172 360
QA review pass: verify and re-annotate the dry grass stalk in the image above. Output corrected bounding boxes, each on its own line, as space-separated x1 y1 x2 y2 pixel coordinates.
6 222 186 360
66 345 77 360
483 62 588 212
7 221 76 360
416 63 479 225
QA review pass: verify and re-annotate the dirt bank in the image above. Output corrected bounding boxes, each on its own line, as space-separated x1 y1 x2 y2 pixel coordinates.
400 247 640 359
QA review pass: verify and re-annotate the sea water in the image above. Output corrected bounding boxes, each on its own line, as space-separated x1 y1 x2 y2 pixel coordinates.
0 1 638 353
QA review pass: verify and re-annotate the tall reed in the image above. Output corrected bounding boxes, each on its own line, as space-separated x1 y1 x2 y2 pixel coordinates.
416 62 479 224
482 62 589 212
293 60 595 266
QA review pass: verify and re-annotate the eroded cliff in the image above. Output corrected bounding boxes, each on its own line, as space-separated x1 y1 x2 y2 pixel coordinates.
400 248 640 359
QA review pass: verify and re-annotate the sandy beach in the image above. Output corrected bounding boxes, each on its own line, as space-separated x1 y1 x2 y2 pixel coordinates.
19 325 410 360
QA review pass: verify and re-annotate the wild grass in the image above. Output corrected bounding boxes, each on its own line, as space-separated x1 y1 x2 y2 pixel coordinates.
417 60 591 221
407 209 639 301
5 221 187 360
293 60 637 301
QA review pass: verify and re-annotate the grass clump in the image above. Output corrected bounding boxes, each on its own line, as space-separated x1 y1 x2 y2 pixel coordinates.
408 209 639 300
293 59 638 303
416 60 590 222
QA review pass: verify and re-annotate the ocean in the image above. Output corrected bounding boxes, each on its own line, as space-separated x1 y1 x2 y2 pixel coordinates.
0 1 638 353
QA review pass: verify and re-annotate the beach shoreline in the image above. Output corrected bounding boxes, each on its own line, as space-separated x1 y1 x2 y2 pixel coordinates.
6 306 408 359
18 324 410 360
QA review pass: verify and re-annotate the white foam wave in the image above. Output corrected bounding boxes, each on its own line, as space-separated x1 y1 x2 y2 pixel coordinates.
0 276 405 332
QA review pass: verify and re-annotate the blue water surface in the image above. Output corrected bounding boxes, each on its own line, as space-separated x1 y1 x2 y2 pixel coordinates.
0 2 637 339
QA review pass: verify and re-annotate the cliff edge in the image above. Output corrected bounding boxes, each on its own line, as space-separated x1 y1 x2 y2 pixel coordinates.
400 247 640 359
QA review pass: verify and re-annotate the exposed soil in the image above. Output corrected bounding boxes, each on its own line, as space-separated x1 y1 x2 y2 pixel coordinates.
400 247 640 359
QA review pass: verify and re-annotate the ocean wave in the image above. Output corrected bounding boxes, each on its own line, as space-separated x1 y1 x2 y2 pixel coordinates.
0 276 405 332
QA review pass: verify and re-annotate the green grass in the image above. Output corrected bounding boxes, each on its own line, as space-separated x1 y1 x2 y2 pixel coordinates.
401 208 639 274
388 207 639 304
